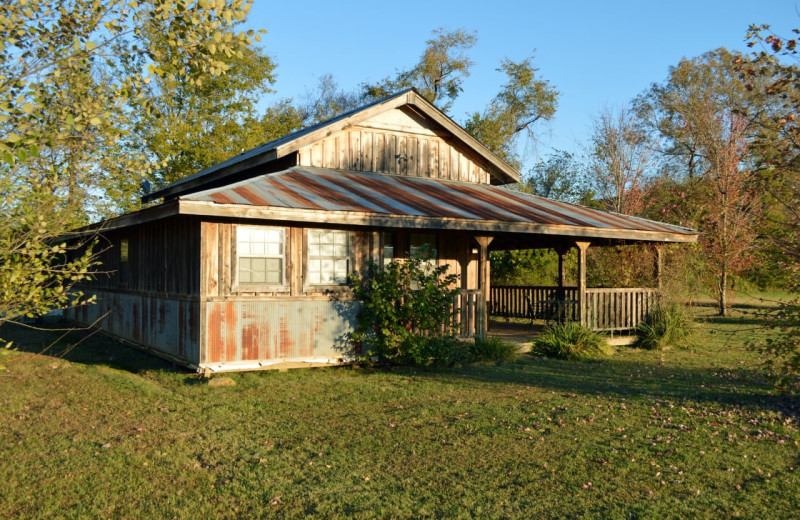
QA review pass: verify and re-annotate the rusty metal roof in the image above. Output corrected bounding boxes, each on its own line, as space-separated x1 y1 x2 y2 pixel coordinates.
180 166 697 242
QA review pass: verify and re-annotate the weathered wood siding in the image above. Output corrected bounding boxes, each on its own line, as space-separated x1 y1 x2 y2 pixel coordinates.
81 216 201 296
297 108 492 184
66 216 202 365
198 223 481 368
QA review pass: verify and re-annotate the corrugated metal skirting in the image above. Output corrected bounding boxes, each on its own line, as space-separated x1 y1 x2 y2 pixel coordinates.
66 291 199 364
205 300 359 364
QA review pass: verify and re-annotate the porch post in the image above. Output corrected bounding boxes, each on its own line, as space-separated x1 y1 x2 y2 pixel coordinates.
575 241 591 327
654 245 663 290
474 236 494 339
555 245 568 297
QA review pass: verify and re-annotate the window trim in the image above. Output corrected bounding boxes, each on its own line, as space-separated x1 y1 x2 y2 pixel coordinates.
232 224 290 293
304 228 353 291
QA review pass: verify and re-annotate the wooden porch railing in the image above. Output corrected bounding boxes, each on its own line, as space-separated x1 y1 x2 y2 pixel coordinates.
584 288 657 332
489 286 579 321
452 289 480 337
491 285 658 332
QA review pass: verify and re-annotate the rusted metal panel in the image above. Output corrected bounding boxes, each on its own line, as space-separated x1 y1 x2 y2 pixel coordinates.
65 290 200 366
182 166 697 238
203 300 359 364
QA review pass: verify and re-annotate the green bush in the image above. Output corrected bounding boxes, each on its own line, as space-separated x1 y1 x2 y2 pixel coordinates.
634 302 694 350
469 336 520 362
530 323 611 360
348 255 460 366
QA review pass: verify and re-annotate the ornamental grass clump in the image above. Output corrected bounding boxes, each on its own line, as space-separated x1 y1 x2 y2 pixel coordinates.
469 336 520 362
530 322 611 360
634 302 694 350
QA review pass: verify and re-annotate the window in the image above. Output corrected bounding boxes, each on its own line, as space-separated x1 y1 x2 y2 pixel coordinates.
308 230 350 285
382 231 395 267
410 233 438 262
237 226 285 286
120 239 129 263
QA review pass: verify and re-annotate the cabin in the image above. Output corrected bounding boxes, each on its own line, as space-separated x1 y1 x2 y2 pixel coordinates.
65 89 698 373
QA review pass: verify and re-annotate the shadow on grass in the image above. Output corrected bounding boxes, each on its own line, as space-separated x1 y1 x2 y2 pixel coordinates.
408 355 800 419
0 316 184 375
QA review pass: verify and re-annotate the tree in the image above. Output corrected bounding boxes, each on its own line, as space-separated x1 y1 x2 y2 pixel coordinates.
298 74 362 126
587 104 654 215
521 150 590 204
691 106 760 316
741 24 800 388
126 22 288 201
464 56 558 168
1 0 265 327
634 48 763 182
361 27 477 112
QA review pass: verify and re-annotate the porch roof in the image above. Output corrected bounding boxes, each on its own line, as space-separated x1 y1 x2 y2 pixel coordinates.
176 166 697 243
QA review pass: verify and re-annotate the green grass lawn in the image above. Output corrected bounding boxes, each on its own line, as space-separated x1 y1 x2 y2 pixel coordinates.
1 305 798 519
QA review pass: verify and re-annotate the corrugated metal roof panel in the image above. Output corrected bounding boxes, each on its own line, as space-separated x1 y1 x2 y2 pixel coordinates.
181 166 698 238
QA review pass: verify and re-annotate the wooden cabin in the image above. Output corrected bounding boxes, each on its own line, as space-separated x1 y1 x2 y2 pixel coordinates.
65 89 698 373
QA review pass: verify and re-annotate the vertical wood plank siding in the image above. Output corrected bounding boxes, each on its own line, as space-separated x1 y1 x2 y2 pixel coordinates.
66 216 202 365
298 128 491 184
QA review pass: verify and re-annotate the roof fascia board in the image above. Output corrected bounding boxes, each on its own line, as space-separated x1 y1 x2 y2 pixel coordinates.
177 200 698 244
62 200 181 239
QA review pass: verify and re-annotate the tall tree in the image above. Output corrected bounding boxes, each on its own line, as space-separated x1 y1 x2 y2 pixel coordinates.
587 104 654 214
634 48 763 182
689 106 760 316
741 24 800 387
464 56 558 167
520 150 591 204
0 0 265 327
126 22 289 204
361 27 477 112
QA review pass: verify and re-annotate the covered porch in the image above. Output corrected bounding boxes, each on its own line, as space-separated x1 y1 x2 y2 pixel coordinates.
454 234 671 339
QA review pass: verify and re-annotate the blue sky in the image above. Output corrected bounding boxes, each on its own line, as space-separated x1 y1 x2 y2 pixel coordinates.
247 1 799 173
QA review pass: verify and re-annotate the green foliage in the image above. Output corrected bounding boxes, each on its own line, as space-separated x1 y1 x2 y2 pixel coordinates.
753 295 800 391
348 256 460 366
0 0 263 326
361 27 477 112
530 323 611 360
464 56 558 167
634 302 694 350
520 150 592 204
490 248 566 286
0 176 98 330
468 336 520 362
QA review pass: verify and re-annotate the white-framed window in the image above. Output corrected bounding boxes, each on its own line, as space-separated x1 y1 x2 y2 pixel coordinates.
410 232 438 263
382 231 395 267
236 226 285 286
307 229 351 285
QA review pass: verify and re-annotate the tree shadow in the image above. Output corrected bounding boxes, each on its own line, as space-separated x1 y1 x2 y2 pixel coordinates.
406 354 800 420
1 316 186 375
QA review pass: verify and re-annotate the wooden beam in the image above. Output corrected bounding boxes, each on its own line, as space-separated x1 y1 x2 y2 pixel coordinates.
575 241 591 327
474 236 494 339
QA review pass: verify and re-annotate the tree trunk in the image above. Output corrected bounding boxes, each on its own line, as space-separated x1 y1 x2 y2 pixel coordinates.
718 265 727 317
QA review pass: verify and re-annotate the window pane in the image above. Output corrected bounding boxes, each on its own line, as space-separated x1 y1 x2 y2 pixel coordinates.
237 226 285 286
307 230 351 285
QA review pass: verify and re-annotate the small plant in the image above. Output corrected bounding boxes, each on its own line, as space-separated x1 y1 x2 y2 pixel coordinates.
530 322 610 360
469 336 520 362
348 255 460 366
634 302 694 350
